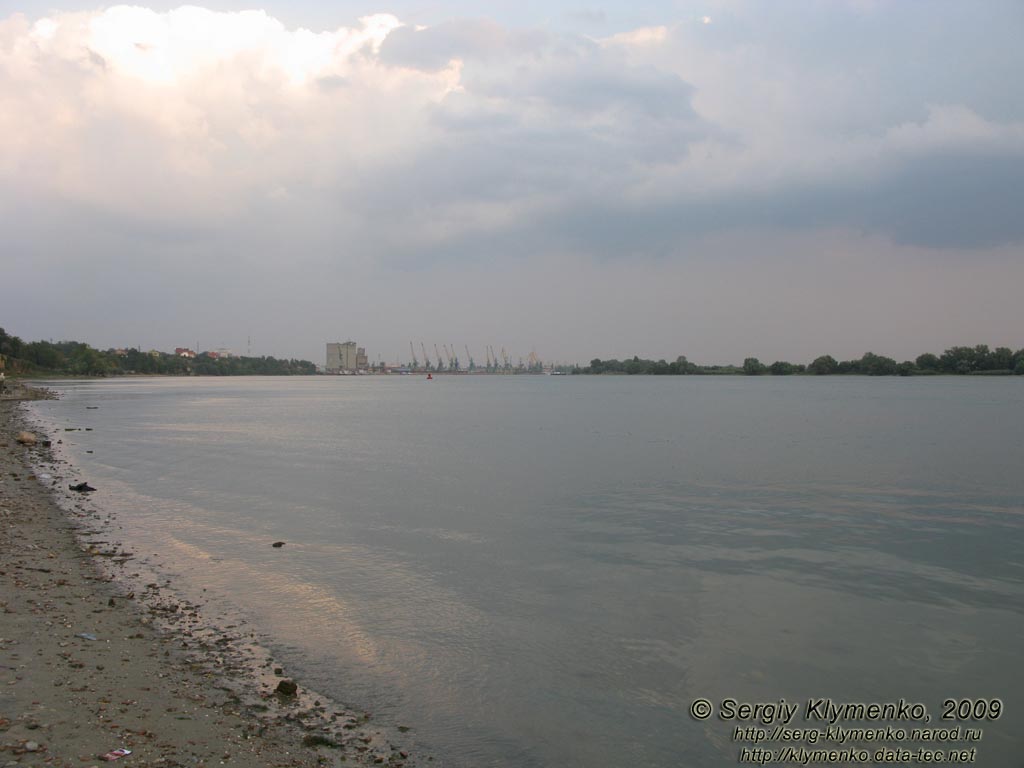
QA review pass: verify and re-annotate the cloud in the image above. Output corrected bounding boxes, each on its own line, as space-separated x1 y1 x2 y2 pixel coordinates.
1 6 713 269
567 9 607 25
601 26 668 47
2 3 1023 360
5 3 1024 266
0 7 457 225
379 18 544 70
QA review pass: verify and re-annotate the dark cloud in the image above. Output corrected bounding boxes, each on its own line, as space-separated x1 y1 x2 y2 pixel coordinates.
356 143 1024 269
857 153 1024 248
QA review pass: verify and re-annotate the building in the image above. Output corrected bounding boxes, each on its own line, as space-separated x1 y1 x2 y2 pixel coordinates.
175 347 197 359
326 341 368 373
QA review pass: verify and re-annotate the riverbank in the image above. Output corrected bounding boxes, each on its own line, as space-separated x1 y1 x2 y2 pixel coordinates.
0 392 417 768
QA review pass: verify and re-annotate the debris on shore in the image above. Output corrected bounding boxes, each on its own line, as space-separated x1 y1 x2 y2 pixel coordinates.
1 396 424 768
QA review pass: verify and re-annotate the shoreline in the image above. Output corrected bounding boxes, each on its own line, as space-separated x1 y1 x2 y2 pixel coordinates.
1 391 419 768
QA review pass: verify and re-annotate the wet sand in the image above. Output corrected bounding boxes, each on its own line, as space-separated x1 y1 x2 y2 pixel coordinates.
1 388 418 768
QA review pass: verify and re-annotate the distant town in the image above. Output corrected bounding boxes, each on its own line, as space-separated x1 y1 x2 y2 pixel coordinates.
324 341 563 374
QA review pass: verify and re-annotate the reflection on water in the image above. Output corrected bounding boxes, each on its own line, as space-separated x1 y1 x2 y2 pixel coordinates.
29 376 1024 767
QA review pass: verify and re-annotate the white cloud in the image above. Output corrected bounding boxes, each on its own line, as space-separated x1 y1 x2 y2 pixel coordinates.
0 7 458 223
883 104 1024 156
599 25 668 48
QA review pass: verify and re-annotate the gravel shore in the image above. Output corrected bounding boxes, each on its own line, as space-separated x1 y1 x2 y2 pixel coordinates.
1 390 419 768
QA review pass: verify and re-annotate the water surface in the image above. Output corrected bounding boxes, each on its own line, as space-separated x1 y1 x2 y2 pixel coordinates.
29 376 1024 766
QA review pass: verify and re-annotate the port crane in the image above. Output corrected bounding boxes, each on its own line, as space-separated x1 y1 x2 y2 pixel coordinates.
434 344 445 371
465 345 474 371
528 348 540 372
410 341 418 369
420 342 431 371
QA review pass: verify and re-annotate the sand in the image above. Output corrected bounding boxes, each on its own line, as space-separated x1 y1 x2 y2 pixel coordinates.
0 388 420 768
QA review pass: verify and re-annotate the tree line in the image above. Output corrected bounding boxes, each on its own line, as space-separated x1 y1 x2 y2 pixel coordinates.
578 345 1024 376
0 328 316 376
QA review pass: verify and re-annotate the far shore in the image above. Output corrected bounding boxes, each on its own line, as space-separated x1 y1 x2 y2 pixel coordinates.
0 389 422 768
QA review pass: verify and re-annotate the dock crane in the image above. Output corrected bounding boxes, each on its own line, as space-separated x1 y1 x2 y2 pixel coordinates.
528 348 540 372
449 344 459 371
434 344 445 371
501 347 511 371
410 341 418 370
420 342 431 371
465 345 474 371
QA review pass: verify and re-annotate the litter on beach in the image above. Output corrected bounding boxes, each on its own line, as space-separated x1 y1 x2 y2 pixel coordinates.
69 482 97 492
100 748 132 761
75 632 98 641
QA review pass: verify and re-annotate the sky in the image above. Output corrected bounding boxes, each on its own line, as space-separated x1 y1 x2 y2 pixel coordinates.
2 0 1023 366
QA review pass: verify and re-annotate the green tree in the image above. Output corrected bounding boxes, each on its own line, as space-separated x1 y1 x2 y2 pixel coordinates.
859 352 898 376
674 355 697 374
939 346 978 374
988 347 1014 371
67 345 110 375
24 341 64 369
0 328 24 361
743 357 765 375
808 355 838 375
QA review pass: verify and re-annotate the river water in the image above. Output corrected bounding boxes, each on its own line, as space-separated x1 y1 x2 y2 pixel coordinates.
27 376 1024 766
